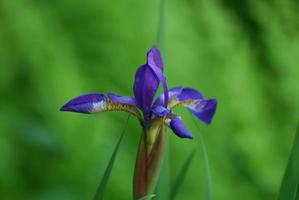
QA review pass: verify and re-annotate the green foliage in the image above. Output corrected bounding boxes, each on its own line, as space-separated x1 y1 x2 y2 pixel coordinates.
170 151 195 200
93 115 130 200
192 117 213 200
137 194 156 200
0 0 299 199
277 125 299 200
200 134 212 200
156 140 170 200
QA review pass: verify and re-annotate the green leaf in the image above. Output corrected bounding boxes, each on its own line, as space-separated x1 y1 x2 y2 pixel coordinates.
170 151 195 200
191 116 213 200
277 125 299 200
137 194 156 200
93 115 130 200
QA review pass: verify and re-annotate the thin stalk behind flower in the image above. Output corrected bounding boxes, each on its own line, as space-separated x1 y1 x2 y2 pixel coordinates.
94 115 130 200
134 124 167 199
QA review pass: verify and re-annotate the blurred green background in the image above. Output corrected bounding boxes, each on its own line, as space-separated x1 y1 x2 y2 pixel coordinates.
1 0 299 199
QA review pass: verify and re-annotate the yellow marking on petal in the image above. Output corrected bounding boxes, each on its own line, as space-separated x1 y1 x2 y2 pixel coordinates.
106 99 142 120
167 98 179 108
168 98 196 109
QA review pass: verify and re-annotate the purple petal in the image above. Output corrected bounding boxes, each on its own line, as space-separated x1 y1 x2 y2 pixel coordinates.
154 87 217 124
147 45 163 70
107 93 136 106
148 64 169 107
133 46 169 113
60 93 106 114
177 87 204 101
146 46 168 107
133 64 159 113
153 87 182 107
169 116 193 139
186 99 217 124
152 106 172 117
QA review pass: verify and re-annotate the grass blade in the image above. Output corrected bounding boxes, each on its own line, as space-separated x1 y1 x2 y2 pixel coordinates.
93 115 130 200
191 116 213 200
156 0 169 198
277 124 299 200
170 151 196 200
156 139 170 200
156 0 165 53
200 134 213 200
138 194 156 200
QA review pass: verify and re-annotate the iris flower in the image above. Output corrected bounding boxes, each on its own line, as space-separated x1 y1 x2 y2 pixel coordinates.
60 46 217 138
60 46 217 198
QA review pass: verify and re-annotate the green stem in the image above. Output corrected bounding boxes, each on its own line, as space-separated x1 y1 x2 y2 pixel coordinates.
133 125 167 199
191 116 213 200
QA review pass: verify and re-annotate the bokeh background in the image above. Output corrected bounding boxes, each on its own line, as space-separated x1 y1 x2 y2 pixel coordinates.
1 0 299 199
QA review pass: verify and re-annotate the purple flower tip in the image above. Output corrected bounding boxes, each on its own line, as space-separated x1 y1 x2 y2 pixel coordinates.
147 45 163 69
60 93 106 114
169 116 193 139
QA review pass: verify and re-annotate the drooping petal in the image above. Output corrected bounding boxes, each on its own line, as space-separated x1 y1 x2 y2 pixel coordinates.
154 87 217 124
60 93 106 114
177 87 204 101
107 93 136 106
167 116 193 139
186 98 217 125
60 93 142 120
133 46 168 114
106 93 142 120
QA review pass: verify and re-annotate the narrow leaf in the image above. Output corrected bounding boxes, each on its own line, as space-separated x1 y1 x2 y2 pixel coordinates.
155 0 169 195
155 0 167 198
170 151 195 200
93 115 130 200
156 138 170 200
138 194 156 200
277 124 299 200
156 0 165 53
191 116 213 200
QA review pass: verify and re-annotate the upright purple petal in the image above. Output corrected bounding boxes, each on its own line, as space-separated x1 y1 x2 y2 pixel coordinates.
147 46 163 70
168 116 193 139
133 46 168 114
133 64 160 113
147 46 168 107
148 65 169 108
60 93 106 114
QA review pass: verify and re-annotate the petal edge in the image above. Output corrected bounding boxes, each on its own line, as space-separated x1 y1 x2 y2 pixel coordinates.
168 116 193 139
60 93 106 114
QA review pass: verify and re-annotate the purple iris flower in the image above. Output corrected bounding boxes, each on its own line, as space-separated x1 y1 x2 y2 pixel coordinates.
60 46 217 139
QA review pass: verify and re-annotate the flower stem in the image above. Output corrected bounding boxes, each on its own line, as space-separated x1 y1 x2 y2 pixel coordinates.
133 125 167 199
